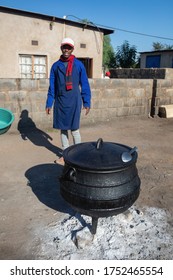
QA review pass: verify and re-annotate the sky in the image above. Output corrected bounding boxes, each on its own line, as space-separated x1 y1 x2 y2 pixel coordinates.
1 0 173 53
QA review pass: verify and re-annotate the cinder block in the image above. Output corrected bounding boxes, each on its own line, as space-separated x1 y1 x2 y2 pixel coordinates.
159 104 173 118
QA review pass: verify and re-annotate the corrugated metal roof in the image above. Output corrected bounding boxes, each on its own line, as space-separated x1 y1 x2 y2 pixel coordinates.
140 49 173 54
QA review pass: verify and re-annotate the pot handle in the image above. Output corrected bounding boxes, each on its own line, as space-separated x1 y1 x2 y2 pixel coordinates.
62 167 76 182
69 168 76 182
96 138 103 150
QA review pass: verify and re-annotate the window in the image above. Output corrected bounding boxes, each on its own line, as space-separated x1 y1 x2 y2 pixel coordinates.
80 43 86 48
19 55 47 78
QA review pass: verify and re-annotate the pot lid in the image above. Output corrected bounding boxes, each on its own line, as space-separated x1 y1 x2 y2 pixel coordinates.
63 138 138 171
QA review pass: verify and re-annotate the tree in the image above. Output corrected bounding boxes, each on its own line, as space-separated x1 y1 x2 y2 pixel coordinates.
152 42 165 50
152 42 173 50
103 35 116 69
115 40 138 68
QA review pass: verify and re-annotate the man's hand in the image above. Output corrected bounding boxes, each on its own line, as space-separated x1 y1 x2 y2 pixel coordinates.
84 107 90 115
46 108 51 115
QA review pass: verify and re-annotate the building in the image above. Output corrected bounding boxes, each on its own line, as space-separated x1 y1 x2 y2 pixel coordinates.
140 50 173 68
0 6 114 79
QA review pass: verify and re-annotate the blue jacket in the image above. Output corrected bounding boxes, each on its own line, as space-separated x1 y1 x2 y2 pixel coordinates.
46 58 91 130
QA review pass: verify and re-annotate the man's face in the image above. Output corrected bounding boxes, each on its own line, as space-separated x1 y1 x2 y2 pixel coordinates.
61 44 74 59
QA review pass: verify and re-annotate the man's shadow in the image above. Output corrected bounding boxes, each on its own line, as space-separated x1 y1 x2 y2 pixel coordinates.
25 163 75 214
25 163 92 231
17 109 62 157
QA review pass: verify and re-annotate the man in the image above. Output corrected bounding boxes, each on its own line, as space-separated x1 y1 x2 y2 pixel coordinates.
46 38 91 164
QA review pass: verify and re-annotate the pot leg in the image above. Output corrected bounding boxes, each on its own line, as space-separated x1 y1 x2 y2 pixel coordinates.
90 217 98 235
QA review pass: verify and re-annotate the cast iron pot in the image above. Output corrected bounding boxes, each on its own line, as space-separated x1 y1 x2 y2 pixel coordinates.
60 138 141 227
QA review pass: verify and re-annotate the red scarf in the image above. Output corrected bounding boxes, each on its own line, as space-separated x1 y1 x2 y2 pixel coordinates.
60 54 75 90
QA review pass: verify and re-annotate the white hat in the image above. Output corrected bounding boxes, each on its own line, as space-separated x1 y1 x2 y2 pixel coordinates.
61 38 74 47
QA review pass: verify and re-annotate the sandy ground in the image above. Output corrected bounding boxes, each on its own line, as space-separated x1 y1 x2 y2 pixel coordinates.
0 116 173 259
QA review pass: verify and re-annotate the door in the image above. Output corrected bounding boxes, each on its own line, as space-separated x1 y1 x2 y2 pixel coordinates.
146 55 161 68
77 57 93 78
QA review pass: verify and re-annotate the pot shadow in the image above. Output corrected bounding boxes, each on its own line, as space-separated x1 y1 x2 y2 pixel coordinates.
25 163 75 215
18 109 62 157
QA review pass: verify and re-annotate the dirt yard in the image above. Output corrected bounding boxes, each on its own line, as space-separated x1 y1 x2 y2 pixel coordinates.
0 116 173 259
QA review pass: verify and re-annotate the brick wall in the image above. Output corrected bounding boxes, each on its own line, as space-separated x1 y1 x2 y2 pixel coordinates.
1 77 173 133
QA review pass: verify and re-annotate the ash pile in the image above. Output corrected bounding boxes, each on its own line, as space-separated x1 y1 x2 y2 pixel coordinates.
36 206 173 260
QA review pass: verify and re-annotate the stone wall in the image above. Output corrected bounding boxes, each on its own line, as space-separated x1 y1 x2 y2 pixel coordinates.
1 77 173 133
110 68 173 79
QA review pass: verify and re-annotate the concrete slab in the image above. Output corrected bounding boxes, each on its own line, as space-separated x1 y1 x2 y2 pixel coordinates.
159 104 173 118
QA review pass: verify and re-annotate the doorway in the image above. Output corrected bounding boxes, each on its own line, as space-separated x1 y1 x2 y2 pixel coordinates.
77 57 93 78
